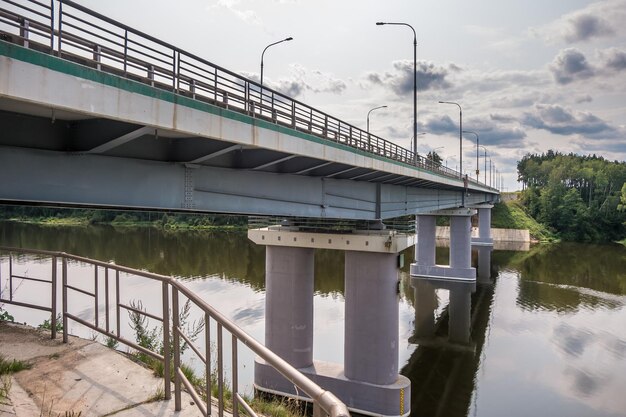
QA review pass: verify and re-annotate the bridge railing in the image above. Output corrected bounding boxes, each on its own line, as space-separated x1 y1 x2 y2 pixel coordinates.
0 0 496 191
0 246 350 417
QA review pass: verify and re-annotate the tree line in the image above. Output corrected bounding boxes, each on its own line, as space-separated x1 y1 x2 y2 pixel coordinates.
517 150 626 242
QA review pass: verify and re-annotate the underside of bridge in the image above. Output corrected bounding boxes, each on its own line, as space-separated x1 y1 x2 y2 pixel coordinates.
0 38 497 220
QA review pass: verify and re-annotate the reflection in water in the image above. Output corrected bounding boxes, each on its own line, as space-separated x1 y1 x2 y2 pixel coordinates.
2 223 626 416
402 276 494 417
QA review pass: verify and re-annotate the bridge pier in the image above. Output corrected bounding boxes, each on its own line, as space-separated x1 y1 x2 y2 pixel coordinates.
410 208 477 281
250 227 413 417
264 246 314 368
471 204 494 246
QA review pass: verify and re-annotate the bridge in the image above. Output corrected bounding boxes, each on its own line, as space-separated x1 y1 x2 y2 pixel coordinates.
0 1 499 416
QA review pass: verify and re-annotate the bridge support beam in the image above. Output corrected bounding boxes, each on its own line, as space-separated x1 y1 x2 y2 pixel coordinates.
250 227 413 417
410 208 476 281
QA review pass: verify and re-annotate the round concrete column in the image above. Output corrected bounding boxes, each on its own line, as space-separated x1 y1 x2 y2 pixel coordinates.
449 215 472 270
265 245 314 368
344 251 398 385
416 215 436 267
448 288 472 343
478 208 492 240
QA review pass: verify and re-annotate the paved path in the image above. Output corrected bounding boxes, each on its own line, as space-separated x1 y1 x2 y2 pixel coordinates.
0 321 224 417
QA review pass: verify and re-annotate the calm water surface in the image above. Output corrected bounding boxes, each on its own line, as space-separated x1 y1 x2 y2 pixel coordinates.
1 223 626 417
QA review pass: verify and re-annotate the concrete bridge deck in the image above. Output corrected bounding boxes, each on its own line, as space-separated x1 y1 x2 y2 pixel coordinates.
0 0 497 220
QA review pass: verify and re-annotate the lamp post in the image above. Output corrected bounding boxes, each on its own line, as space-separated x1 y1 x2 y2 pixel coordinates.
367 105 387 134
478 145 488 185
260 37 293 87
462 130 479 182
376 21 417 164
439 101 462 179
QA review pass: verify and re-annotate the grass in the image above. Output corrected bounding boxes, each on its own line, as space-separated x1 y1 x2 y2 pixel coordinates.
491 199 556 242
0 355 32 402
0 355 32 375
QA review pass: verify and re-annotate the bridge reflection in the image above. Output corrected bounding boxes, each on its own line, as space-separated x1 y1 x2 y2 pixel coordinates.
401 252 496 417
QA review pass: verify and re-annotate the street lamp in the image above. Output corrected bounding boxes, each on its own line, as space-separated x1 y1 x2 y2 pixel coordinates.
439 101 462 179
260 37 293 87
376 21 417 163
478 145 488 185
367 105 387 134
463 130 479 182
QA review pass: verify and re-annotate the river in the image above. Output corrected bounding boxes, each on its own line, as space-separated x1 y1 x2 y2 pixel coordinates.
1 222 625 417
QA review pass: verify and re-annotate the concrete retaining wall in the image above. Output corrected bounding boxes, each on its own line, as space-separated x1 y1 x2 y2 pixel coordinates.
435 226 530 242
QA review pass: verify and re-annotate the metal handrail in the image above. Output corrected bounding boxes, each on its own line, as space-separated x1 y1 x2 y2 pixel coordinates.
0 0 496 191
0 246 350 417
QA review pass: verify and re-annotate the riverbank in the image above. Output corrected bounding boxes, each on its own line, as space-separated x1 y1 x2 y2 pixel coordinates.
0 321 206 417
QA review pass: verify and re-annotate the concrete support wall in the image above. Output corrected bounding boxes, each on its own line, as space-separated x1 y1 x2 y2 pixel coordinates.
344 251 398 385
265 246 314 368
450 216 472 270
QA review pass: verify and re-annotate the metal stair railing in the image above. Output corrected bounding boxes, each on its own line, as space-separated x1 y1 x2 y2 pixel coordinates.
0 246 350 417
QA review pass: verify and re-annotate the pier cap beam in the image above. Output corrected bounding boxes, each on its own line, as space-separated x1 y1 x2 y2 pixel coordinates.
248 227 415 253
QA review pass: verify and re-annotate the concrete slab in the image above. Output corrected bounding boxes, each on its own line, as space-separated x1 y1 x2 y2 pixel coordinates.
0 322 222 417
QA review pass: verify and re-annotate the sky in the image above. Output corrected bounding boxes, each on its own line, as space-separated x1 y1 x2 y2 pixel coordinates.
77 0 626 191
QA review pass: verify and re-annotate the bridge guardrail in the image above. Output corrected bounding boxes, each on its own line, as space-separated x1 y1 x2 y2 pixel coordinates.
0 246 351 417
0 0 497 191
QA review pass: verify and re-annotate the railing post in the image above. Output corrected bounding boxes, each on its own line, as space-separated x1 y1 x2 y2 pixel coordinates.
123 30 128 74
217 323 224 417
49 0 54 51
162 281 171 400
204 312 211 413
172 50 178 92
291 102 296 127
232 335 238 417
190 79 196 100
51 256 57 340
93 45 101 71
116 270 121 337
213 68 218 102
62 257 68 343
57 1 63 56
105 268 110 333
9 253 13 301
94 265 99 328
20 18 29 48
148 65 155 87
172 286 181 411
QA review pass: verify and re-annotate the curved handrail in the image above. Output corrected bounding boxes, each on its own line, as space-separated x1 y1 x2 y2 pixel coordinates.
0 246 350 417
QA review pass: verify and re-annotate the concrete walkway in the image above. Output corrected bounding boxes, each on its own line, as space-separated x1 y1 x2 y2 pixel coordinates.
0 321 224 417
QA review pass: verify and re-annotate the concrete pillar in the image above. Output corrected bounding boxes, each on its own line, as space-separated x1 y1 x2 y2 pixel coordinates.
448 287 472 343
344 251 398 385
265 245 314 368
414 280 437 338
477 208 492 241
415 215 436 267
450 215 472 270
